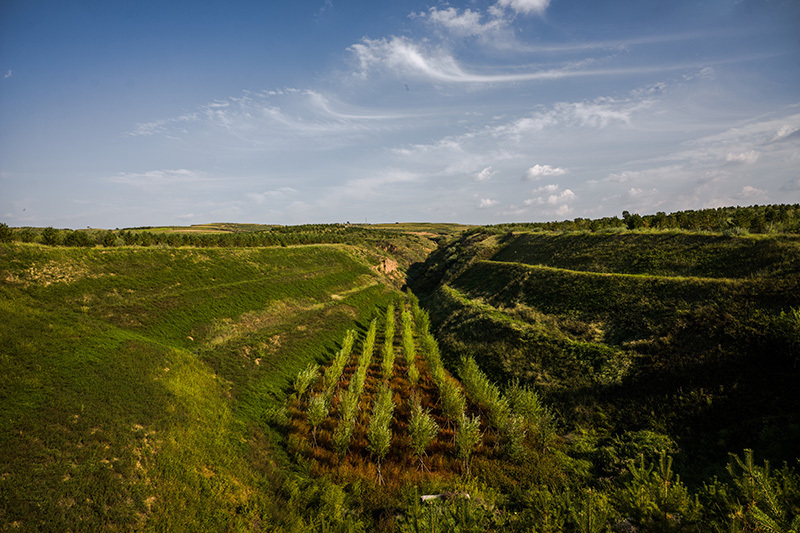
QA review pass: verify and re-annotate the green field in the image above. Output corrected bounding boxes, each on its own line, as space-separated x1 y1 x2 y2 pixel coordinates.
2 212 800 531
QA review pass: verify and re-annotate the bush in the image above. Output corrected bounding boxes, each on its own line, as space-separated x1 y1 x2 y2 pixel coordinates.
0 223 12 243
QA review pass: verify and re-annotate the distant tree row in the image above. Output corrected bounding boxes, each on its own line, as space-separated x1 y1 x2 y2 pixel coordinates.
490 204 800 234
0 223 406 248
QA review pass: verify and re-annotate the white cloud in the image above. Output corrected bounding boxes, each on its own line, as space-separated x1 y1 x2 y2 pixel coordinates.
479 198 499 208
737 185 767 199
421 7 506 38
771 124 800 143
492 97 651 142
475 166 495 181
3 70 12 79
525 184 576 205
525 164 566 180
347 36 693 84
246 187 297 205
495 0 550 16
316 0 333 19
725 151 759 164
108 169 209 190
126 88 413 149
555 204 572 216
333 170 422 202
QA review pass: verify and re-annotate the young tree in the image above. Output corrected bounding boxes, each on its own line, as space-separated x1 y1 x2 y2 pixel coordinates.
294 363 320 401
367 384 395 484
440 379 466 430
332 419 354 459
332 388 359 458
401 309 419 386
322 329 356 399
381 303 396 381
307 394 329 445
455 413 482 477
408 394 439 471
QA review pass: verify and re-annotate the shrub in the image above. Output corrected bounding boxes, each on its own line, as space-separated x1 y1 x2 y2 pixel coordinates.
0 223 12 243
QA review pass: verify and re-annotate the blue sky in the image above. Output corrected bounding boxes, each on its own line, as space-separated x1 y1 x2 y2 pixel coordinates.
1 0 799 228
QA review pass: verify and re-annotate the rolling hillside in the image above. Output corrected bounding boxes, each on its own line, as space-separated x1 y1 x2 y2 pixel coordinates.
0 242 403 530
409 229 800 477
2 217 799 532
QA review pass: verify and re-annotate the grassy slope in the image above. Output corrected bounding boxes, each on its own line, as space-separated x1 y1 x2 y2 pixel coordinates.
491 231 800 278
412 230 800 477
0 243 397 531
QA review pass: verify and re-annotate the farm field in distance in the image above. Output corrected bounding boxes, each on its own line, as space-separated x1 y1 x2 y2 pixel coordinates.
1 205 800 532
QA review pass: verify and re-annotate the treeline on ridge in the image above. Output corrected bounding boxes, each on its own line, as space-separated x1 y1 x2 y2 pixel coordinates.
0 223 408 248
490 203 800 234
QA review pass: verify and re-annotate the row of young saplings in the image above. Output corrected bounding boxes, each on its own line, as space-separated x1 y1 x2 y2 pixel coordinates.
291 295 555 482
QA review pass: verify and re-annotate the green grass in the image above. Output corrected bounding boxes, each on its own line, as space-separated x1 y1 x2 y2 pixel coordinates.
491 231 800 279
4 224 800 531
412 232 800 483
0 242 396 531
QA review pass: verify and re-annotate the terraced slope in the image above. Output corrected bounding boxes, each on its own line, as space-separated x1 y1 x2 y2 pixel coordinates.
411 230 800 474
492 232 800 278
0 243 397 531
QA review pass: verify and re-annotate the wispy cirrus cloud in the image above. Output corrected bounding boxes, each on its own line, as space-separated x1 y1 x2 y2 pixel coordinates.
246 187 297 205
107 169 211 191
125 88 420 149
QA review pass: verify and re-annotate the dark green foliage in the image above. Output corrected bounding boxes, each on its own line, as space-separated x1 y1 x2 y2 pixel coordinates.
0 222 12 243
722 449 800 533
571 488 612 533
426 258 800 468
486 204 800 234
491 231 800 279
41 226 59 245
614 451 700 531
